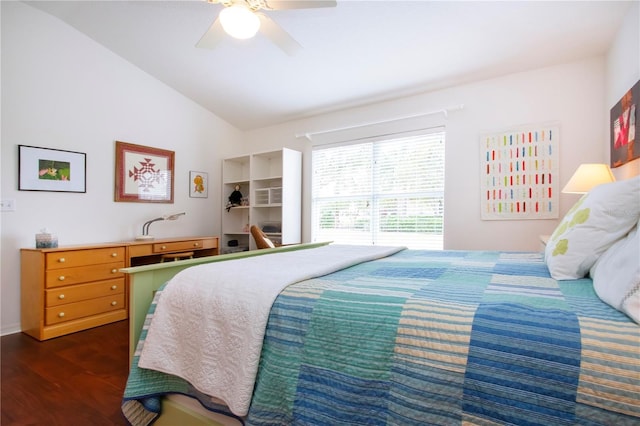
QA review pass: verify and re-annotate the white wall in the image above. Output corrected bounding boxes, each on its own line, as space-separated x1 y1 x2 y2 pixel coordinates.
246 57 608 252
0 2 243 334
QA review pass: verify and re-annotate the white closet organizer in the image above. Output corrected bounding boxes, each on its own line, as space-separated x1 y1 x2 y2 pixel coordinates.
221 148 301 253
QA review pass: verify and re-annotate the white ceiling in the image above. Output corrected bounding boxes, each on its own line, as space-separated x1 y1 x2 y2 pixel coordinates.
26 0 632 131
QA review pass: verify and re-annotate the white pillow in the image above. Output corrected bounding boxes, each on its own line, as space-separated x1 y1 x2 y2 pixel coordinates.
545 175 640 280
590 222 640 324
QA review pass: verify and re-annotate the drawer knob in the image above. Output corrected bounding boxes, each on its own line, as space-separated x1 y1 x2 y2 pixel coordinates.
111 252 118 257
161 245 167 250
58 276 65 281
111 269 117 274
58 312 65 318
58 257 66 263
58 294 65 300
194 242 200 247
111 285 118 290
111 301 117 306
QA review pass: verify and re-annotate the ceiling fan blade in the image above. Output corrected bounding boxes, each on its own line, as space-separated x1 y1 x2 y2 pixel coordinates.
258 13 302 56
196 17 226 49
264 0 336 10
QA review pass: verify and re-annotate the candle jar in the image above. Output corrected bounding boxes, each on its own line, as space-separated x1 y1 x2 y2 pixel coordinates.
36 230 58 248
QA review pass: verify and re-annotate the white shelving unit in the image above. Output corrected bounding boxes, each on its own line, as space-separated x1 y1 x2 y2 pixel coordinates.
221 148 302 253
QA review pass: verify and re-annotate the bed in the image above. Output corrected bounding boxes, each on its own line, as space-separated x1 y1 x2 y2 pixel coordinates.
121 177 640 426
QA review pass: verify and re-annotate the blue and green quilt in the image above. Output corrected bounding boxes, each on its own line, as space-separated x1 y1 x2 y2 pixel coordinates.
123 250 640 425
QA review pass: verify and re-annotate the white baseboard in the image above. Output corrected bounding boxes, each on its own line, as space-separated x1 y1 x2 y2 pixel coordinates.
1 323 22 336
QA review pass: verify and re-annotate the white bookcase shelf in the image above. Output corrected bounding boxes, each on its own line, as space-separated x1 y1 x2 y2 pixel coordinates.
221 148 302 253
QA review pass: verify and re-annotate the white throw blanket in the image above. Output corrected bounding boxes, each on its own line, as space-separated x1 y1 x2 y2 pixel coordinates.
138 244 404 416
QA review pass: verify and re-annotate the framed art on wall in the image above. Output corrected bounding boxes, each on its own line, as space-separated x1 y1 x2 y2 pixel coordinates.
610 79 639 168
18 145 86 193
189 171 208 198
114 141 175 203
480 124 559 220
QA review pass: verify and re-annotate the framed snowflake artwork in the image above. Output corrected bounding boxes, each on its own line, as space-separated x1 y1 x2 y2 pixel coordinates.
114 141 175 203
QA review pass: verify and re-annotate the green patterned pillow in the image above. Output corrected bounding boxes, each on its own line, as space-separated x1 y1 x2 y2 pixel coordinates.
545 176 640 280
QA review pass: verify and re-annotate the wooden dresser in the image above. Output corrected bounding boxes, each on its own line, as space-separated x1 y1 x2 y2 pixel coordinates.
21 236 219 340
21 243 127 341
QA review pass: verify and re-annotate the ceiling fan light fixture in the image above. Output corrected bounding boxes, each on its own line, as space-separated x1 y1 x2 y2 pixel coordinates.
219 4 261 39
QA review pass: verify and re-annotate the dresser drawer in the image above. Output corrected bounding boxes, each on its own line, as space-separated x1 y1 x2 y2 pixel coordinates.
45 261 124 288
46 247 125 270
45 278 125 307
153 238 217 253
45 293 126 325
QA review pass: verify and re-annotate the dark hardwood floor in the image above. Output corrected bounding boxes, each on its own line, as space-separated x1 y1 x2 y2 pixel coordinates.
1 320 130 425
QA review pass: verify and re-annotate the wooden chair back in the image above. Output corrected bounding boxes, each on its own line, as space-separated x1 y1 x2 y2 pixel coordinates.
250 225 276 249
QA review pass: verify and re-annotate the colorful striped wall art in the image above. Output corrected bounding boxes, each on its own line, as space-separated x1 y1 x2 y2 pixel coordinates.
480 124 559 220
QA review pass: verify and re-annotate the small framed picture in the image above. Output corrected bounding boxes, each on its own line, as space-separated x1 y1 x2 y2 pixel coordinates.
189 170 208 198
115 141 175 203
18 145 86 193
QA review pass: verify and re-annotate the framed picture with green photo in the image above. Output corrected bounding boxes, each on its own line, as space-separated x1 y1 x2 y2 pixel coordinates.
18 145 86 193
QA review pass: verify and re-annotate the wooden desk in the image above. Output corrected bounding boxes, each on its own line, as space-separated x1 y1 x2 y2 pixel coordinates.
127 236 219 267
20 236 218 340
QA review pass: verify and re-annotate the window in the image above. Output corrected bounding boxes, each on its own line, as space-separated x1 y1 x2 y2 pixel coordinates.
311 128 445 249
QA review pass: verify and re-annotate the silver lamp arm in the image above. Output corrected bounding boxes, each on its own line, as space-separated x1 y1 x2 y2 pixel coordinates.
141 217 164 236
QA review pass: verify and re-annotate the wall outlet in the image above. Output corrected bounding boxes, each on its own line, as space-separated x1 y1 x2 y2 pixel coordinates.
1 199 16 212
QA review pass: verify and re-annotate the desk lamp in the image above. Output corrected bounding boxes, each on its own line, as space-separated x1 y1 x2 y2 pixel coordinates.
136 212 186 240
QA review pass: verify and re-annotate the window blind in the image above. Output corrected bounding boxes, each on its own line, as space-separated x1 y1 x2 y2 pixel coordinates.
311 128 445 249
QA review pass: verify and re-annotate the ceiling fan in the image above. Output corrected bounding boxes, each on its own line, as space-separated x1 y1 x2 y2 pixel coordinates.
196 0 336 55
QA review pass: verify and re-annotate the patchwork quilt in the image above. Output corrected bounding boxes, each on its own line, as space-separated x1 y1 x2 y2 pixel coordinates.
123 249 640 426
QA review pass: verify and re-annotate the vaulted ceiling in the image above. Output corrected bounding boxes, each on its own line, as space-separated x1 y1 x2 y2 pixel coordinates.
26 1 632 130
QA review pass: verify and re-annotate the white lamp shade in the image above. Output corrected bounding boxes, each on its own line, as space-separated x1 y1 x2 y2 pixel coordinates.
562 163 615 194
219 5 261 39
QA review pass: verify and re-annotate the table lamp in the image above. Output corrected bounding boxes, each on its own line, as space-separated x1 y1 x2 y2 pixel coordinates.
136 212 186 240
562 164 615 194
